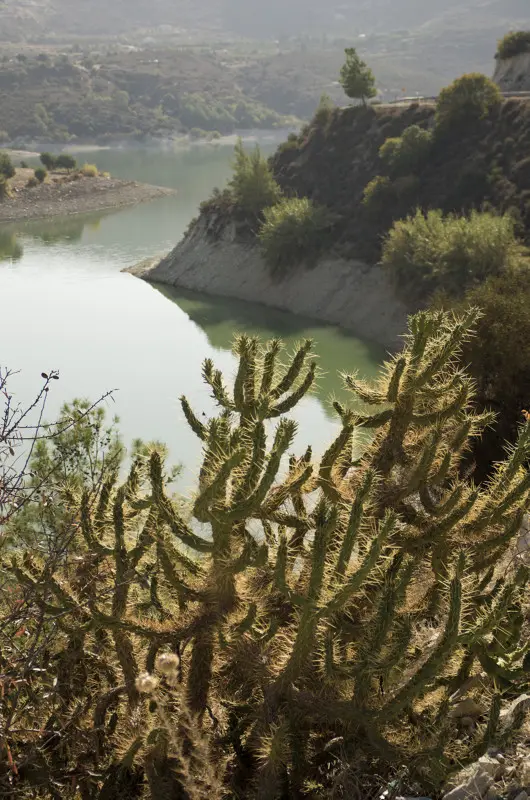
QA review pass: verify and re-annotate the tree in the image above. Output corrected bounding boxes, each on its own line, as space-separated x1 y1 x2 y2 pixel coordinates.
228 139 282 217
0 151 15 180
40 152 57 170
436 73 502 130
339 47 377 105
56 153 77 171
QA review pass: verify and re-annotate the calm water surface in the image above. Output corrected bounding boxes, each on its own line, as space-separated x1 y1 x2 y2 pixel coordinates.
0 141 384 491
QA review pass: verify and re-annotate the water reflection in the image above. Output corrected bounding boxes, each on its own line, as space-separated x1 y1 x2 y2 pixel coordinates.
0 210 123 260
0 230 23 262
154 283 386 419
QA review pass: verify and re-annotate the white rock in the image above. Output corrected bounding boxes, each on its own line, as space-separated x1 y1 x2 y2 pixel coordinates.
448 698 486 719
500 694 530 726
477 755 505 780
442 768 493 800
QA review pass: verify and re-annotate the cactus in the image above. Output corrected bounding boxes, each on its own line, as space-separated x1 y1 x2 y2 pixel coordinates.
3 312 530 799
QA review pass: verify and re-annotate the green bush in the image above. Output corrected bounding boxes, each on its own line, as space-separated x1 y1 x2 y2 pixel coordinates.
313 92 335 127
34 167 47 183
259 196 331 273
0 151 15 180
382 208 524 296
379 124 432 176
497 30 530 60
26 176 39 188
80 163 98 177
458 266 530 472
56 153 77 171
228 139 282 218
276 132 300 155
19 160 28 169
436 73 502 130
362 174 394 211
40 152 57 170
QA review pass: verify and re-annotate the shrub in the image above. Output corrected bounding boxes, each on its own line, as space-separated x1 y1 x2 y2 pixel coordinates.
276 132 300 155
497 30 530 60
379 124 432 176
435 73 502 130
228 139 282 218
26 176 38 188
0 175 8 199
362 174 394 210
382 208 524 296
0 151 15 180
19 160 28 169
80 163 98 177
34 167 47 183
259 196 331 273
4 314 530 798
56 153 77 171
40 152 57 170
458 266 530 474
313 92 335 127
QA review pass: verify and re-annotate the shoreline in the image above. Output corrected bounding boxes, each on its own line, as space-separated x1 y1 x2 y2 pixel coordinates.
127 214 410 351
3 128 297 158
0 171 174 224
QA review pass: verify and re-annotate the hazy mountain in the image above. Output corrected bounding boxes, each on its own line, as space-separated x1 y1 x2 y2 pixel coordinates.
0 0 527 41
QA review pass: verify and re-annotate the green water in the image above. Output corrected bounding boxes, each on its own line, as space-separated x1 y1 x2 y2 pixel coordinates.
0 141 384 490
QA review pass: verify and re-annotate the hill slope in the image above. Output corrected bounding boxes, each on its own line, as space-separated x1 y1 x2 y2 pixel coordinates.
0 0 527 41
271 100 530 262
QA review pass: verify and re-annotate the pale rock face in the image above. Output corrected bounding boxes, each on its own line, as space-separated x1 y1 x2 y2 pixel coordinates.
493 52 530 92
442 767 493 800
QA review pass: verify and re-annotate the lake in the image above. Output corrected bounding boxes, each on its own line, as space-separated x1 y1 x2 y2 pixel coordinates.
0 140 385 491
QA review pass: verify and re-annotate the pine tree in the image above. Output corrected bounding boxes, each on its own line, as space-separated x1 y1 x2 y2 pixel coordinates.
340 47 377 105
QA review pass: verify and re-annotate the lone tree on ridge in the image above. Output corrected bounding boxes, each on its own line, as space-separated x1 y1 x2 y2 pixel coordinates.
340 47 377 105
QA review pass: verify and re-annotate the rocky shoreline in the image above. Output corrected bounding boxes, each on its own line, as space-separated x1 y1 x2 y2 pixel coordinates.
0 168 174 223
127 212 411 351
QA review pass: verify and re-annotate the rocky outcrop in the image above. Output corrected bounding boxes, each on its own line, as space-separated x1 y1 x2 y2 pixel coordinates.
128 213 410 351
494 52 530 92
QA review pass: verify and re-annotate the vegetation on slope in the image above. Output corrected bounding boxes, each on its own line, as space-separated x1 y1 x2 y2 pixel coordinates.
201 42 530 471
497 30 530 60
0 47 294 144
271 96 530 263
382 208 524 297
2 311 530 798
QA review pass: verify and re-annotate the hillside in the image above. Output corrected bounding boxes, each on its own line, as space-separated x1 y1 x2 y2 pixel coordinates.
494 51 530 91
270 99 530 263
0 0 527 42
0 48 295 145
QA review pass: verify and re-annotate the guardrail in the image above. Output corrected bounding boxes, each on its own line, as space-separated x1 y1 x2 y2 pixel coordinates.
385 91 530 106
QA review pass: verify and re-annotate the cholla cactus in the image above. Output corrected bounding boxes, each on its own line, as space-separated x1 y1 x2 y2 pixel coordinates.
8 311 530 799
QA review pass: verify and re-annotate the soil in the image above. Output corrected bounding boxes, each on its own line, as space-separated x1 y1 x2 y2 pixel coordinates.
0 168 174 223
